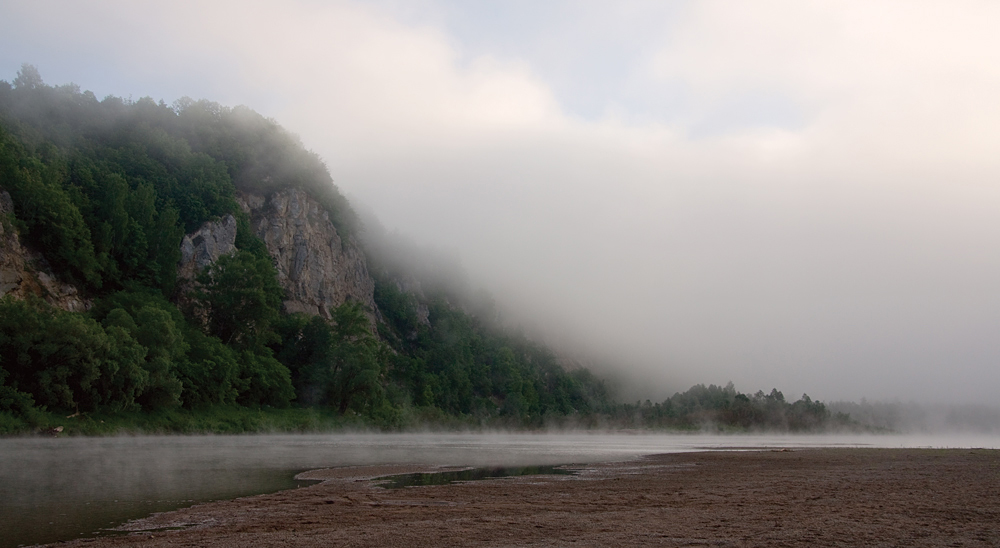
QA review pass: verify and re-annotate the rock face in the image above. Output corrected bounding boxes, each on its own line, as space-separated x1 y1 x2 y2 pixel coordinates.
0 192 21 296
394 275 431 326
0 190 89 311
238 189 377 320
176 214 238 282
2 184 377 322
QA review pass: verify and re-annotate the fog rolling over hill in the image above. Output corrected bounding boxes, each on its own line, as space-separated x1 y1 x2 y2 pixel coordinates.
0 69 618 433
2 1 1000 425
2 66 923 434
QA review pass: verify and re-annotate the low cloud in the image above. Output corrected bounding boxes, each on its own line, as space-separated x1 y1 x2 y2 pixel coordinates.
3 0 999 403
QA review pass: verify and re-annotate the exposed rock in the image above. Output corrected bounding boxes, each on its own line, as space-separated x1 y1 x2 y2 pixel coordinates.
237 189 377 321
394 276 430 326
0 192 22 296
176 214 238 282
0 190 89 311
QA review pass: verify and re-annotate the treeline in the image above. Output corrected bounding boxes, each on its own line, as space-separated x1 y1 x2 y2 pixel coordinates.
0 66 610 433
605 383 854 432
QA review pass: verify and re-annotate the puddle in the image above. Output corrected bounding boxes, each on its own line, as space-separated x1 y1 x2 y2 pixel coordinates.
373 465 577 489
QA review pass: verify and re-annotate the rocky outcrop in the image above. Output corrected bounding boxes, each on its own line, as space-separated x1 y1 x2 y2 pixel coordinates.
238 189 377 320
0 191 89 311
0 192 21 296
176 214 238 282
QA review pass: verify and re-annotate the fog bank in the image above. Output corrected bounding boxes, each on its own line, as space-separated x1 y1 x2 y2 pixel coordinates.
3 1 999 403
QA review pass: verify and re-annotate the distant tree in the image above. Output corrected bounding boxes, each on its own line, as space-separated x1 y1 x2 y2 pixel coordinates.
12 64 42 90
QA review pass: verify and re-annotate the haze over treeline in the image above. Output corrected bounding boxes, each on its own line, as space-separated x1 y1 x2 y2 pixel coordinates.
0 68 878 434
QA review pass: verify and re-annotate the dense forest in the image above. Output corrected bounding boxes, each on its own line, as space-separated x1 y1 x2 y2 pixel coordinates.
0 66 852 434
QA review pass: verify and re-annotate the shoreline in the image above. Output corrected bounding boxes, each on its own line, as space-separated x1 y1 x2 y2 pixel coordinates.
46 447 1000 547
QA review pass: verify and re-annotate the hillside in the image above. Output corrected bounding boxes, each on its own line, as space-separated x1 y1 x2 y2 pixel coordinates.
0 66 851 434
0 66 611 433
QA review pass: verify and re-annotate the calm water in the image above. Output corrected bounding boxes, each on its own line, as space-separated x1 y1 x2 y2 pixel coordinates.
2 432 997 547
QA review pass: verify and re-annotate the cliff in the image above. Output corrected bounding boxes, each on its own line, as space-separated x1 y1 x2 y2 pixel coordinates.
175 188 377 322
0 190 89 311
176 214 238 282
239 189 377 320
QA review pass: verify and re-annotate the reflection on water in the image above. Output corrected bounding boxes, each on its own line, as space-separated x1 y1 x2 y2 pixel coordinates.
1 432 997 547
1 469 312 548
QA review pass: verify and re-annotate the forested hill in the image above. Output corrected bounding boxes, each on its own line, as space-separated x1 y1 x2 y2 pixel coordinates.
0 65 612 433
0 66 852 435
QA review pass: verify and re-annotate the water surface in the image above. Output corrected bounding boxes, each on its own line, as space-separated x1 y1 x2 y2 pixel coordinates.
373 465 576 489
2 432 996 547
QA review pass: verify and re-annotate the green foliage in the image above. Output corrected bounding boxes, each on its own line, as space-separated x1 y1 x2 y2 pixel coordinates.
0 68 240 293
101 306 184 409
273 303 387 414
188 247 295 408
235 350 295 408
174 327 242 407
0 297 148 413
0 363 38 422
372 267 610 424
0 126 102 287
195 249 283 350
609 382 839 432
372 271 420 345
325 302 387 413
12 63 43 90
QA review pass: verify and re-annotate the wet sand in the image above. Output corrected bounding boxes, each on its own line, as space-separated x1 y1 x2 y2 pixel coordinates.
52 448 999 547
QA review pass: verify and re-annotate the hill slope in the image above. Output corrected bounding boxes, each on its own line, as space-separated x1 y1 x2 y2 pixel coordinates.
0 66 611 432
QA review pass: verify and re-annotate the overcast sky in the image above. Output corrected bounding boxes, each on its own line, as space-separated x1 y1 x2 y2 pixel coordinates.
3 0 999 404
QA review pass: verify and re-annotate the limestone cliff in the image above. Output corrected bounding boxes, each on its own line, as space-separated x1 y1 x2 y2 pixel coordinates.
237 188 377 320
176 214 238 282
0 191 89 311
1 181 378 323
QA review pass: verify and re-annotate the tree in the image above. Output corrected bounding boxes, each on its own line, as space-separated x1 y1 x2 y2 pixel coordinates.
12 64 43 90
0 297 148 412
196 249 282 350
326 302 386 413
102 306 184 409
277 303 386 413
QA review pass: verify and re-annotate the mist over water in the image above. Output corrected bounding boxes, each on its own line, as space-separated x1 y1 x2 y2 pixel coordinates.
3 432 999 546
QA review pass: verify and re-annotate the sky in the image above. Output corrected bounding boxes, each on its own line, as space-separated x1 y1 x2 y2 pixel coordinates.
2 0 999 404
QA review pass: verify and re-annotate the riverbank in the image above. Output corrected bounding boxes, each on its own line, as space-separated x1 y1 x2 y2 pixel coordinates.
48 448 999 547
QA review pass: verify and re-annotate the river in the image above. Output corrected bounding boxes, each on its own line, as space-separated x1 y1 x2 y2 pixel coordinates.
2 432 997 547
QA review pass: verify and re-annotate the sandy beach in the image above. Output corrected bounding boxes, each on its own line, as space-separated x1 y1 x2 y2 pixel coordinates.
49 448 999 547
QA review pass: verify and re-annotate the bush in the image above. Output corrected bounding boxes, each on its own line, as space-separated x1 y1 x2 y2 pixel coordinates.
0 297 148 413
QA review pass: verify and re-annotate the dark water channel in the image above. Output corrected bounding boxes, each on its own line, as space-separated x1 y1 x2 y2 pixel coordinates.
373 465 576 489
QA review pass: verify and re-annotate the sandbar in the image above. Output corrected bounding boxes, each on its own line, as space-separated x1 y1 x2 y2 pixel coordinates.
50 448 1000 547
